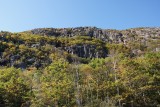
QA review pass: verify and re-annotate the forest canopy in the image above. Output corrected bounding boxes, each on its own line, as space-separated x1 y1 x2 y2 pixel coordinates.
0 27 160 107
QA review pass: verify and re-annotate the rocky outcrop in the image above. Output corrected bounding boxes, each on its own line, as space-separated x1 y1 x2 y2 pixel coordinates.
29 27 124 43
29 27 160 44
64 44 107 58
28 27 160 59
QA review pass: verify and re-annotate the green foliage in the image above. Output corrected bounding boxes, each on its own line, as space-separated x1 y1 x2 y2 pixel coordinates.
0 67 30 107
0 29 160 106
30 59 75 106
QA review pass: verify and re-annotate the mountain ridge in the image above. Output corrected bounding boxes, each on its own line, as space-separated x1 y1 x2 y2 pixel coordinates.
0 26 160 69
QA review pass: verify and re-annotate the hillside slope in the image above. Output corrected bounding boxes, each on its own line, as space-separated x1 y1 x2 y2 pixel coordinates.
0 27 160 69
0 27 160 107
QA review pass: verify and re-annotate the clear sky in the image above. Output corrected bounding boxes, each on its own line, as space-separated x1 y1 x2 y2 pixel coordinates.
0 0 160 32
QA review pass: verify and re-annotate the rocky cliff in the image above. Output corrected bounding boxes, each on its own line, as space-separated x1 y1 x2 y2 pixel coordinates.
0 27 160 69
30 27 160 43
29 27 160 54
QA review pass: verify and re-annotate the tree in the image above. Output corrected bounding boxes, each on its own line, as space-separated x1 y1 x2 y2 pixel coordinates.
0 67 30 107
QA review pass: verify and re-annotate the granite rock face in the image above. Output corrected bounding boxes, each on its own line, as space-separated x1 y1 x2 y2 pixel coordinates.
30 27 160 43
29 27 160 58
64 44 107 58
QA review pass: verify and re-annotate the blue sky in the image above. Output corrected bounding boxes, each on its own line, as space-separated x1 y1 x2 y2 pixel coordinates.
0 0 160 32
